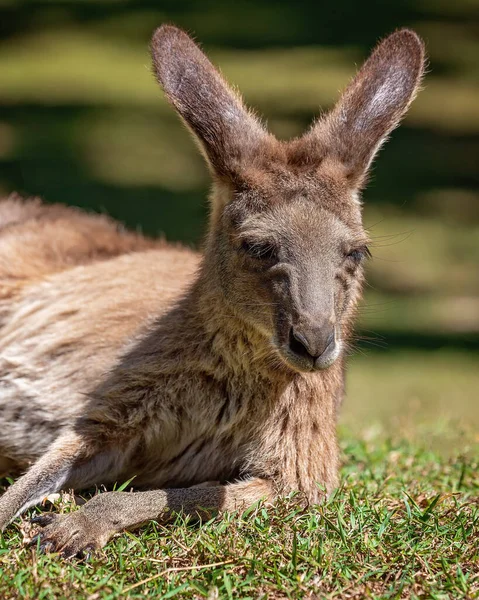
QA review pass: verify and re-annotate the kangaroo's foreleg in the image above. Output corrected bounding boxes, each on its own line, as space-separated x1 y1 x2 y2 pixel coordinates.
0 431 116 531
29 478 273 558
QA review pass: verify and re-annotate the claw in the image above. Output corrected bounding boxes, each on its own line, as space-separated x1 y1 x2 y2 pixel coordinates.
80 544 96 562
39 540 55 554
28 533 57 554
60 543 82 560
30 514 56 527
28 533 43 547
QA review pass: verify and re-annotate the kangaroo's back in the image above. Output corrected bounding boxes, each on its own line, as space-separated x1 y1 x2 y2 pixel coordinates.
0 194 162 301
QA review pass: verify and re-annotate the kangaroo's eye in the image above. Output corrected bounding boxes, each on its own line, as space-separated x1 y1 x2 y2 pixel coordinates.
241 240 278 262
346 246 371 263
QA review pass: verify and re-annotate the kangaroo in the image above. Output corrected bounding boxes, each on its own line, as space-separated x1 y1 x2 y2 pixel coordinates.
0 25 425 557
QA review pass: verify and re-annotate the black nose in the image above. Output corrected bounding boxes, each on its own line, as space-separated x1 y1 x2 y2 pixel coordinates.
289 325 335 360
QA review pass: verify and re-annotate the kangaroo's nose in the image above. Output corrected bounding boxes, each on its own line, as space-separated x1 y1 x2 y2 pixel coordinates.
289 324 335 361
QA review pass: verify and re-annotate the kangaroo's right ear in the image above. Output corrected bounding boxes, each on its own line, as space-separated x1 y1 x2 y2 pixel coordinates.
151 25 266 179
310 29 426 188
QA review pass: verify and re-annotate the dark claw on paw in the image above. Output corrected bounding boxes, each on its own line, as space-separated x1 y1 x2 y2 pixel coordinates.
61 546 80 559
39 540 55 554
30 514 56 527
28 533 43 547
79 544 96 561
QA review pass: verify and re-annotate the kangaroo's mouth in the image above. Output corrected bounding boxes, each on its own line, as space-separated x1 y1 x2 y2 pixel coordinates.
272 335 342 373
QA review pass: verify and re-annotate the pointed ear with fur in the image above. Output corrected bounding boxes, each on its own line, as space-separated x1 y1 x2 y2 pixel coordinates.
312 29 425 187
151 25 266 178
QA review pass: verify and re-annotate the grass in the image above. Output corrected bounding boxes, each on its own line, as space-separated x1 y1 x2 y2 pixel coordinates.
0 4 478 598
1 430 478 599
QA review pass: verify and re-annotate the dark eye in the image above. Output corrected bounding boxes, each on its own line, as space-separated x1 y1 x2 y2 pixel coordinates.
346 246 371 263
241 240 278 262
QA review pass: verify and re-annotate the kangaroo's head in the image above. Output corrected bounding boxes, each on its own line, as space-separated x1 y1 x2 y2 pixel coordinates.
151 25 425 373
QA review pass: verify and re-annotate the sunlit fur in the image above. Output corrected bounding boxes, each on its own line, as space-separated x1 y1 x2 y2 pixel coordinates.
0 25 425 556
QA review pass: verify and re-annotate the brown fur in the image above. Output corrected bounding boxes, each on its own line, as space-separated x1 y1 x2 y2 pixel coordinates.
0 25 425 557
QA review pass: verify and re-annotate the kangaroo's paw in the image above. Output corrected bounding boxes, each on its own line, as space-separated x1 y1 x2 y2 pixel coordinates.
29 512 110 559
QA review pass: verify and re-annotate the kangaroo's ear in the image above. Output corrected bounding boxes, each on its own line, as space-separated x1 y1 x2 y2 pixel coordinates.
311 29 425 187
151 25 266 178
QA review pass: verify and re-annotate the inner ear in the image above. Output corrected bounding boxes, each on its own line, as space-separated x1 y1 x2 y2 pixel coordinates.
306 29 426 187
151 25 267 178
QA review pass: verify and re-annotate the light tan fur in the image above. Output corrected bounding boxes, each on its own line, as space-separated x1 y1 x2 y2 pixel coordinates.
0 25 425 557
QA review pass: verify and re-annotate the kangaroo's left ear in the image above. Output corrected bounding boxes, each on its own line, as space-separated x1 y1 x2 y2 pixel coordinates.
309 29 426 187
151 25 267 179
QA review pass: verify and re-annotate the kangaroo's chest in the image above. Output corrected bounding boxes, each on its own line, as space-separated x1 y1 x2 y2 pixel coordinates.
123 378 269 488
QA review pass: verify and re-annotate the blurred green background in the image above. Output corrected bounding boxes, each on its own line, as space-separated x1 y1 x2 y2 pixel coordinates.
1 0 478 443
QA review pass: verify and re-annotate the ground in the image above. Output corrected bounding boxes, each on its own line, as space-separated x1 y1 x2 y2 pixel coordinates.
1 425 478 599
